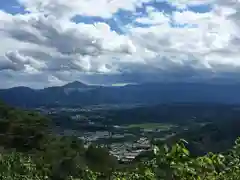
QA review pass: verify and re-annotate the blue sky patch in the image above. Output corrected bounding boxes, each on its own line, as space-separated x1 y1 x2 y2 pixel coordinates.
1 0 212 34
71 0 211 35
188 3 212 13
0 0 26 14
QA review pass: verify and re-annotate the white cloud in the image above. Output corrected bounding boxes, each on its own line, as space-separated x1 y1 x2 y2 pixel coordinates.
156 0 213 9
18 0 152 18
1 0 240 87
129 1 240 72
0 11 137 74
135 10 170 25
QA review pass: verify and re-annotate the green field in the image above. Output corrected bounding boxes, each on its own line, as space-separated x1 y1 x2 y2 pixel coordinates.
125 123 176 130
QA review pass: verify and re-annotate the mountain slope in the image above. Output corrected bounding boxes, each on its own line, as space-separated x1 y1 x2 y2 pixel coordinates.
1 82 240 107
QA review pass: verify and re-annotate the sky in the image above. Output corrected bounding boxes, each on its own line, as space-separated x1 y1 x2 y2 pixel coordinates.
0 0 240 88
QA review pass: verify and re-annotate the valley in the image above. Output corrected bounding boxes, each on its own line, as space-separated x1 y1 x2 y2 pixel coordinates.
34 103 240 161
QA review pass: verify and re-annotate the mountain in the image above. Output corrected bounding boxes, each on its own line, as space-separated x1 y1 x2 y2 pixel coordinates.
45 81 99 95
1 81 240 107
62 81 89 88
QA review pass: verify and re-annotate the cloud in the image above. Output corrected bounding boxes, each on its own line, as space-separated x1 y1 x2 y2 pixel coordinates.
129 2 240 69
0 11 136 74
1 0 240 88
135 7 170 25
18 0 152 18
156 0 213 9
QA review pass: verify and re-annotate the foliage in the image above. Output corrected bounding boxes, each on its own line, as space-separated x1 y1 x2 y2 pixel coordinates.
1 138 240 179
0 101 117 179
1 101 240 179
0 100 50 151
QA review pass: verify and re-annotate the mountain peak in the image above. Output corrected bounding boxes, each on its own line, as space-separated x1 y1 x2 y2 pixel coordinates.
63 81 88 88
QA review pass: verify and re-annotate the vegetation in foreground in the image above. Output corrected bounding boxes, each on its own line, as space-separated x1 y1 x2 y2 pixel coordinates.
1 100 240 179
2 138 240 180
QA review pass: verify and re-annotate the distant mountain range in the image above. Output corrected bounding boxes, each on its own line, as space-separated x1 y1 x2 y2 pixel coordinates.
1 81 240 107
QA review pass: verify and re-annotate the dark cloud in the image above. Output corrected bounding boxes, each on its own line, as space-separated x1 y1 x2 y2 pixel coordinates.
1 0 240 88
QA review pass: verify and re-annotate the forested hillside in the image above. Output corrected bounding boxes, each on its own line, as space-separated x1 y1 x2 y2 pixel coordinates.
2 82 240 107
0 101 118 179
1 101 240 179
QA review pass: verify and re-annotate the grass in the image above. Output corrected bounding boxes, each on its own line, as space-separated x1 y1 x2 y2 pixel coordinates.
125 123 175 130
